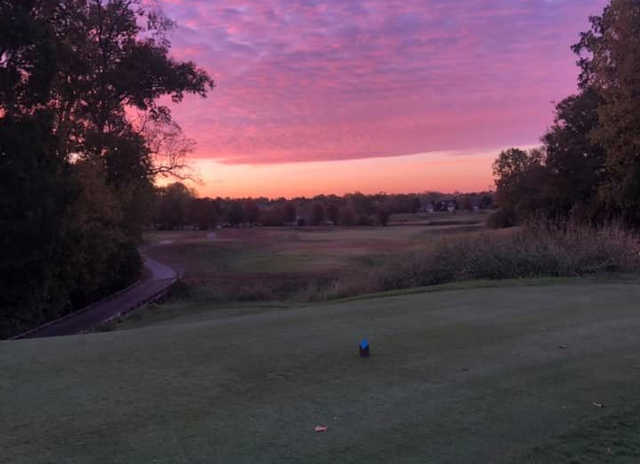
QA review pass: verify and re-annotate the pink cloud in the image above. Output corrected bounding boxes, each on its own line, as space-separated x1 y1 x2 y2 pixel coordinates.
156 0 609 165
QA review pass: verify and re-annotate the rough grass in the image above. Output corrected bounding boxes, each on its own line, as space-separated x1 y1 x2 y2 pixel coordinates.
139 220 640 311
141 217 488 306
313 222 640 300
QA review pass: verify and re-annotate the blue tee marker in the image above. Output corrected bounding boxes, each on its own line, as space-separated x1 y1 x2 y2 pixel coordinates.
359 338 370 357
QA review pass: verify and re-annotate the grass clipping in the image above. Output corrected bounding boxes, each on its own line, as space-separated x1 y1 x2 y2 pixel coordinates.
319 221 640 299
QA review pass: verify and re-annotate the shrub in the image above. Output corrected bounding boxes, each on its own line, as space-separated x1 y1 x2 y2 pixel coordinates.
487 209 516 229
313 221 640 300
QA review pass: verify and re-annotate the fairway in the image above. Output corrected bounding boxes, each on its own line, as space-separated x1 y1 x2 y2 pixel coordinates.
4 279 640 463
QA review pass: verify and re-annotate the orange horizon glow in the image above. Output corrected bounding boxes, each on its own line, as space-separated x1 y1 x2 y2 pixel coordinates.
166 147 536 199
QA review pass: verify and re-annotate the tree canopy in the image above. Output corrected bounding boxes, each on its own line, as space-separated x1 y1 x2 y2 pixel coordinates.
492 0 640 228
574 0 640 224
0 0 212 337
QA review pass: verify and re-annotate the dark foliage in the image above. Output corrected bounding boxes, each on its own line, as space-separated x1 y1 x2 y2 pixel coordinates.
151 184 495 230
0 0 212 337
493 0 640 228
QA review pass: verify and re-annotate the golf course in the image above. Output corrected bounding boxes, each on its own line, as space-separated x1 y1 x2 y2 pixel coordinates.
4 274 640 463
6 0 640 462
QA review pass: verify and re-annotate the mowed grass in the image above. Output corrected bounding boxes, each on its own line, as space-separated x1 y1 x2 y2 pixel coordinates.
4 279 640 463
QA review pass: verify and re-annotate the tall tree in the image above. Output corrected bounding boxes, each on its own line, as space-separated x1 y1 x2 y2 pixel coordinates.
573 0 640 224
243 200 260 225
2 0 213 233
0 0 213 336
492 148 548 225
541 88 606 219
154 182 194 230
311 203 325 225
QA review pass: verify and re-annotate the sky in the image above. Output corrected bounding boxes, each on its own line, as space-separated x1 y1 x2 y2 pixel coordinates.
156 0 608 198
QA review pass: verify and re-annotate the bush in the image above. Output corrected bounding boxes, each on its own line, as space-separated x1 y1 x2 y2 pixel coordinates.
313 221 640 300
487 209 516 229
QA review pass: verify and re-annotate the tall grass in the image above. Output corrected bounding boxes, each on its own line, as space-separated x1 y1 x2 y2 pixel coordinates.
311 221 640 299
155 221 640 306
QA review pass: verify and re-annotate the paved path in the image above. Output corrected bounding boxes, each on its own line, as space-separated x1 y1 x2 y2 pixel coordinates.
18 254 177 339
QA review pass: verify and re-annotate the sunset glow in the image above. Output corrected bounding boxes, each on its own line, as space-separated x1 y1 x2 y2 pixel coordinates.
186 147 537 198
159 0 608 197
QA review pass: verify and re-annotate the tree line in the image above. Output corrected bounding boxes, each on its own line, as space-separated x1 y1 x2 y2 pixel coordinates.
152 184 494 230
0 0 212 337
492 0 640 228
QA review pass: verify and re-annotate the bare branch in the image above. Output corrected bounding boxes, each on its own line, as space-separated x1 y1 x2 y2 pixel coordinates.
133 112 200 182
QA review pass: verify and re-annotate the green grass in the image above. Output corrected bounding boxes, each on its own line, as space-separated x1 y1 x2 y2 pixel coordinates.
106 276 603 331
515 403 640 463
5 279 640 463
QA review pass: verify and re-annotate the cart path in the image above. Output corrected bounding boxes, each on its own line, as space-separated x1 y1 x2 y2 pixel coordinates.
18 254 177 339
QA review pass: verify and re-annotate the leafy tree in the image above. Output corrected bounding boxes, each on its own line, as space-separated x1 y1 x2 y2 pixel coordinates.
64 160 141 308
326 203 340 225
311 203 325 225
347 192 374 216
1 0 213 235
542 89 605 219
0 116 141 336
573 0 640 224
0 0 57 114
243 200 260 225
376 208 391 226
0 0 212 336
493 148 548 225
479 194 493 209
410 196 421 214
460 196 473 211
0 115 70 335
492 92 605 226
389 194 421 214
339 206 356 226
154 182 194 229
260 206 285 226
283 203 296 223
226 202 245 226
189 198 218 230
